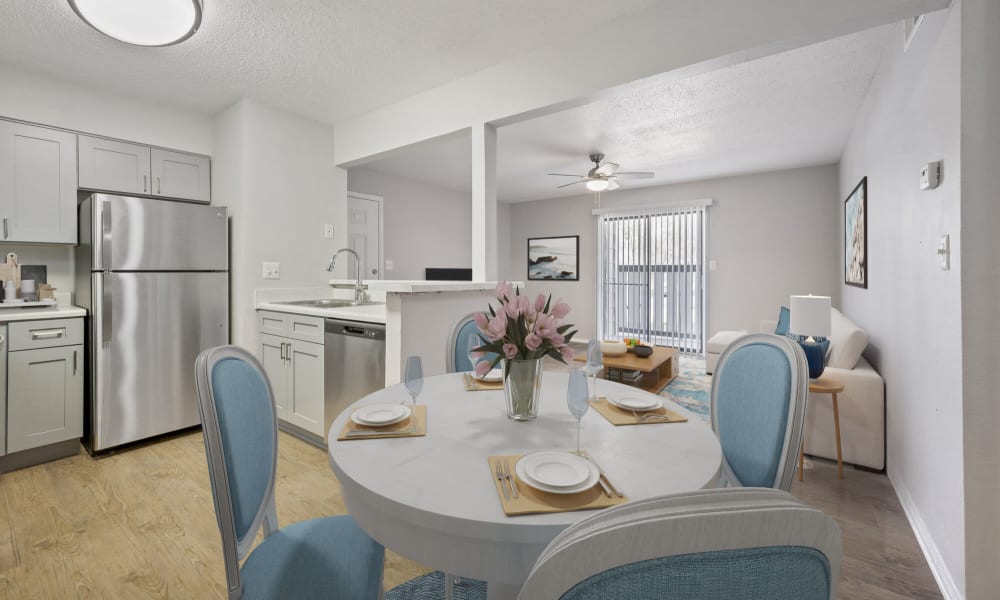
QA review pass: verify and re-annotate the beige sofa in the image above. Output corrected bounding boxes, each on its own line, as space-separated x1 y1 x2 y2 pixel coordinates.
759 307 885 470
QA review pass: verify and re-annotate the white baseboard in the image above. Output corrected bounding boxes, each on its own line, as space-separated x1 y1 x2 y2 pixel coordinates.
890 474 963 600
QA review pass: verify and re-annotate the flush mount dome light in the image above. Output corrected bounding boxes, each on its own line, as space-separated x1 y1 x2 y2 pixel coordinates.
585 178 610 192
69 0 202 47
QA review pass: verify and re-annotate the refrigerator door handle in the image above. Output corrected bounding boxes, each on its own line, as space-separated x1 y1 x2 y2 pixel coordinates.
101 200 112 266
102 278 112 346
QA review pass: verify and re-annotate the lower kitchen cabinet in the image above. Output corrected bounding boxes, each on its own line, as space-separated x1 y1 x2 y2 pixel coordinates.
259 331 325 437
7 345 83 453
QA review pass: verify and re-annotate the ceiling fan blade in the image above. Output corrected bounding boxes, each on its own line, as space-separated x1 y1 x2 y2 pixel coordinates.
614 171 655 180
547 173 585 177
556 180 587 189
607 180 620 191
595 162 620 176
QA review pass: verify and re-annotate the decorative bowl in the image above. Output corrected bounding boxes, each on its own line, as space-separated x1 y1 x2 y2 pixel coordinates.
600 340 628 356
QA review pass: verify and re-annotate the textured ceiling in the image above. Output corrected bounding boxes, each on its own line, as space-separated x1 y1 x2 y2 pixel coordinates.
359 25 897 203
0 0 660 123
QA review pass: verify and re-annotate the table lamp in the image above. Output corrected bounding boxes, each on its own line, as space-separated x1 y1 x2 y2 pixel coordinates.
790 294 831 379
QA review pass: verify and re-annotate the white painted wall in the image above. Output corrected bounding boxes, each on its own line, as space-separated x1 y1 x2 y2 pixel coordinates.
213 99 347 350
504 165 840 342
959 1 1000 598
838 6 964 597
347 167 471 281
0 64 213 154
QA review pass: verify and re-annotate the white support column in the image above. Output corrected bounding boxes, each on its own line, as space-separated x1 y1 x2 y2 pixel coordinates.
471 122 498 281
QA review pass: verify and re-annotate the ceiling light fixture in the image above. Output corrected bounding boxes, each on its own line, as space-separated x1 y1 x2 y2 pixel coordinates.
68 0 203 47
585 179 610 192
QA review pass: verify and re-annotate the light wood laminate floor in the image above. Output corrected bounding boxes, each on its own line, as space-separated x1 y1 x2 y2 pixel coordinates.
0 430 941 599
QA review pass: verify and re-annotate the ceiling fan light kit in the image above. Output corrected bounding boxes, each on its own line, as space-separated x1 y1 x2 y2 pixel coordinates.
68 0 203 47
547 152 654 193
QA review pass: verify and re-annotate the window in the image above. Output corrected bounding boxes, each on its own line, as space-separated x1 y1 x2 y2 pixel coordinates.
598 204 707 353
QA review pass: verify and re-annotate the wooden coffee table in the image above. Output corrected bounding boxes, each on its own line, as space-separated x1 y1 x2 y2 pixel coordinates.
574 345 680 394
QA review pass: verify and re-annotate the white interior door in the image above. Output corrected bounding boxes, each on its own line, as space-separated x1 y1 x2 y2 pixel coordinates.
347 193 383 280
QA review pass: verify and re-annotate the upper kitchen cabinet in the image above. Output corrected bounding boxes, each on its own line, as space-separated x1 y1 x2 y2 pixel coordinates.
78 135 151 196
150 148 210 203
0 121 78 244
79 135 210 204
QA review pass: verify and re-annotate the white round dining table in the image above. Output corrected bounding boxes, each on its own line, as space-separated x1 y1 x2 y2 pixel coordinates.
327 371 722 600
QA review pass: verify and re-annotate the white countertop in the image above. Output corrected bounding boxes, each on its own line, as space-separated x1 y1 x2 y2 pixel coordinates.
0 305 87 322
329 279 521 294
257 301 386 323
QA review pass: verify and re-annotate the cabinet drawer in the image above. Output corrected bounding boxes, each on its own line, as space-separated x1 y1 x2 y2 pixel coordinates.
8 318 84 351
257 311 324 344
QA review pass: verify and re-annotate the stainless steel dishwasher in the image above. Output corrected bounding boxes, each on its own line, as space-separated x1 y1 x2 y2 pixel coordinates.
324 318 386 435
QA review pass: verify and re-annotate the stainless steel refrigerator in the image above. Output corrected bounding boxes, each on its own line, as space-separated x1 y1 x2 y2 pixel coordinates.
75 194 229 453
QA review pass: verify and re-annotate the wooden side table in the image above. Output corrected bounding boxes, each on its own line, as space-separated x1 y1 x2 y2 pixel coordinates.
799 376 845 480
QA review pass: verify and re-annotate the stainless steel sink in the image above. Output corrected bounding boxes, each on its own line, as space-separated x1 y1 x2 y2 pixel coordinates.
275 298 376 308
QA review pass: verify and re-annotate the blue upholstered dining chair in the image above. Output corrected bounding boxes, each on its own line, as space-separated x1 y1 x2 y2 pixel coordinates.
194 346 385 600
518 488 842 600
710 333 809 491
446 313 492 373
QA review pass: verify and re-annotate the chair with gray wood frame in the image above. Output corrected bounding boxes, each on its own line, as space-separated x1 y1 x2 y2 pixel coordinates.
519 487 842 600
194 345 385 600
710 333 809 490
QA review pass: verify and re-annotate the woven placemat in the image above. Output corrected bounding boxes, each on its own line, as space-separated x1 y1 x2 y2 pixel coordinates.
463 372 503 391
488 454 627 516
590 397 688 426
336 405 427 441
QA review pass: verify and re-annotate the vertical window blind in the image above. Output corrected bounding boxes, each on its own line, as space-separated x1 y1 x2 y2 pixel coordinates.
598 204 707 354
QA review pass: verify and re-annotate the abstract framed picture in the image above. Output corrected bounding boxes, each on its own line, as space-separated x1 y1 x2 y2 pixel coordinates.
844 177 868 288
527 235 579 281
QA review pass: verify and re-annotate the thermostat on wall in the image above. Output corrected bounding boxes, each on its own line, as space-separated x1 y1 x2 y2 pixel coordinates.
920 161 941 190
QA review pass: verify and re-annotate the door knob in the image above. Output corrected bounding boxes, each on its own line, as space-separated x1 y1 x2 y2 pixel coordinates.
371 269 377 275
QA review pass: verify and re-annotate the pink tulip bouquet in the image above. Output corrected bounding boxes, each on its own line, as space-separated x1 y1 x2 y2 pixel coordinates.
470 281 577 377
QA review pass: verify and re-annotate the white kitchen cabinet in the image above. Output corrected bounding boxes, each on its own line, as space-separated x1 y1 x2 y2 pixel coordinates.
7 344 83 454
78 135 151 196
151 148 211 203
0 120 78 244
80 135 211 203
258 328 325 437
259 333 290 422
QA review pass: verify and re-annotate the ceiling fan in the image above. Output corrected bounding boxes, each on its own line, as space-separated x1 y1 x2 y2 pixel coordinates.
548 153 654 192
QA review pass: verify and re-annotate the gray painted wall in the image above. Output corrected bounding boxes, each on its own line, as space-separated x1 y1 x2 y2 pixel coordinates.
839 7 964 596
503 164 840 341
348 167 472 281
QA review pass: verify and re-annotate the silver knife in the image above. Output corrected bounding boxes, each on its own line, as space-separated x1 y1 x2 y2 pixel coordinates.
587 456 624 497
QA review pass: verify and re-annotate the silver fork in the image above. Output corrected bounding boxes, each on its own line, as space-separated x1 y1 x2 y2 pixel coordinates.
503 459 519 499
495 460 510 500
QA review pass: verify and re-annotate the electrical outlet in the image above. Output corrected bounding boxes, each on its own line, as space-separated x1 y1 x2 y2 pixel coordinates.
262 262 280 280
324 224 334 239
385 259 394 272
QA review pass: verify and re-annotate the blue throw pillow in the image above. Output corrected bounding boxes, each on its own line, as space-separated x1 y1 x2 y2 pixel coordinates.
775 306 790 336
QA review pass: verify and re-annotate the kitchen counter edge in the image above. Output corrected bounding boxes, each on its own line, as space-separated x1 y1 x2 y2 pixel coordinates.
0 306 87 322
256 302 386 324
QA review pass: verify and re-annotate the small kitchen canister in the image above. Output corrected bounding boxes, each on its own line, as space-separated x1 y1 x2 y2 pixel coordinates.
20 279 36 302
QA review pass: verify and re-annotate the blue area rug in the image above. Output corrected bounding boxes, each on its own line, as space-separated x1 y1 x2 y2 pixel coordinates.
386 572 486 600
661 354 711 423
385 355 712 599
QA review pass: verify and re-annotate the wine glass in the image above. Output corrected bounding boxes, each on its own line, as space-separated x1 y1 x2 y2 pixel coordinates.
404 356 423 405
567 369 590 456
583 339 604 404
466 333 480 372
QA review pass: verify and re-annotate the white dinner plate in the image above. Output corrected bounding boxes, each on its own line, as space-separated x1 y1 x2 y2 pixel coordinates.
475 368 503 383
515 452 600 494
608 394 663 412
351 404 412 427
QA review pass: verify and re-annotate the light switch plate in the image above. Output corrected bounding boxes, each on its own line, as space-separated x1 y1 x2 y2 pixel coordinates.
262 262 280 279
709 260 718 271
385 259 394 272
324 224 334 239
936 235 950 270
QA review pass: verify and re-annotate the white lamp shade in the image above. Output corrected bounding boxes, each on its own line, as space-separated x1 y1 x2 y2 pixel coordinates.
790 295 831 338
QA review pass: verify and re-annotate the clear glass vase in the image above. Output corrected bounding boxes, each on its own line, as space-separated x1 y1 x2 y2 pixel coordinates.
504 358 544 420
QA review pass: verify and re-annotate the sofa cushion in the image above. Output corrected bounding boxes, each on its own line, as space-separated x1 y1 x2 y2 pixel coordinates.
827 308 869 369
775 306 790 336
707 330 748 354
